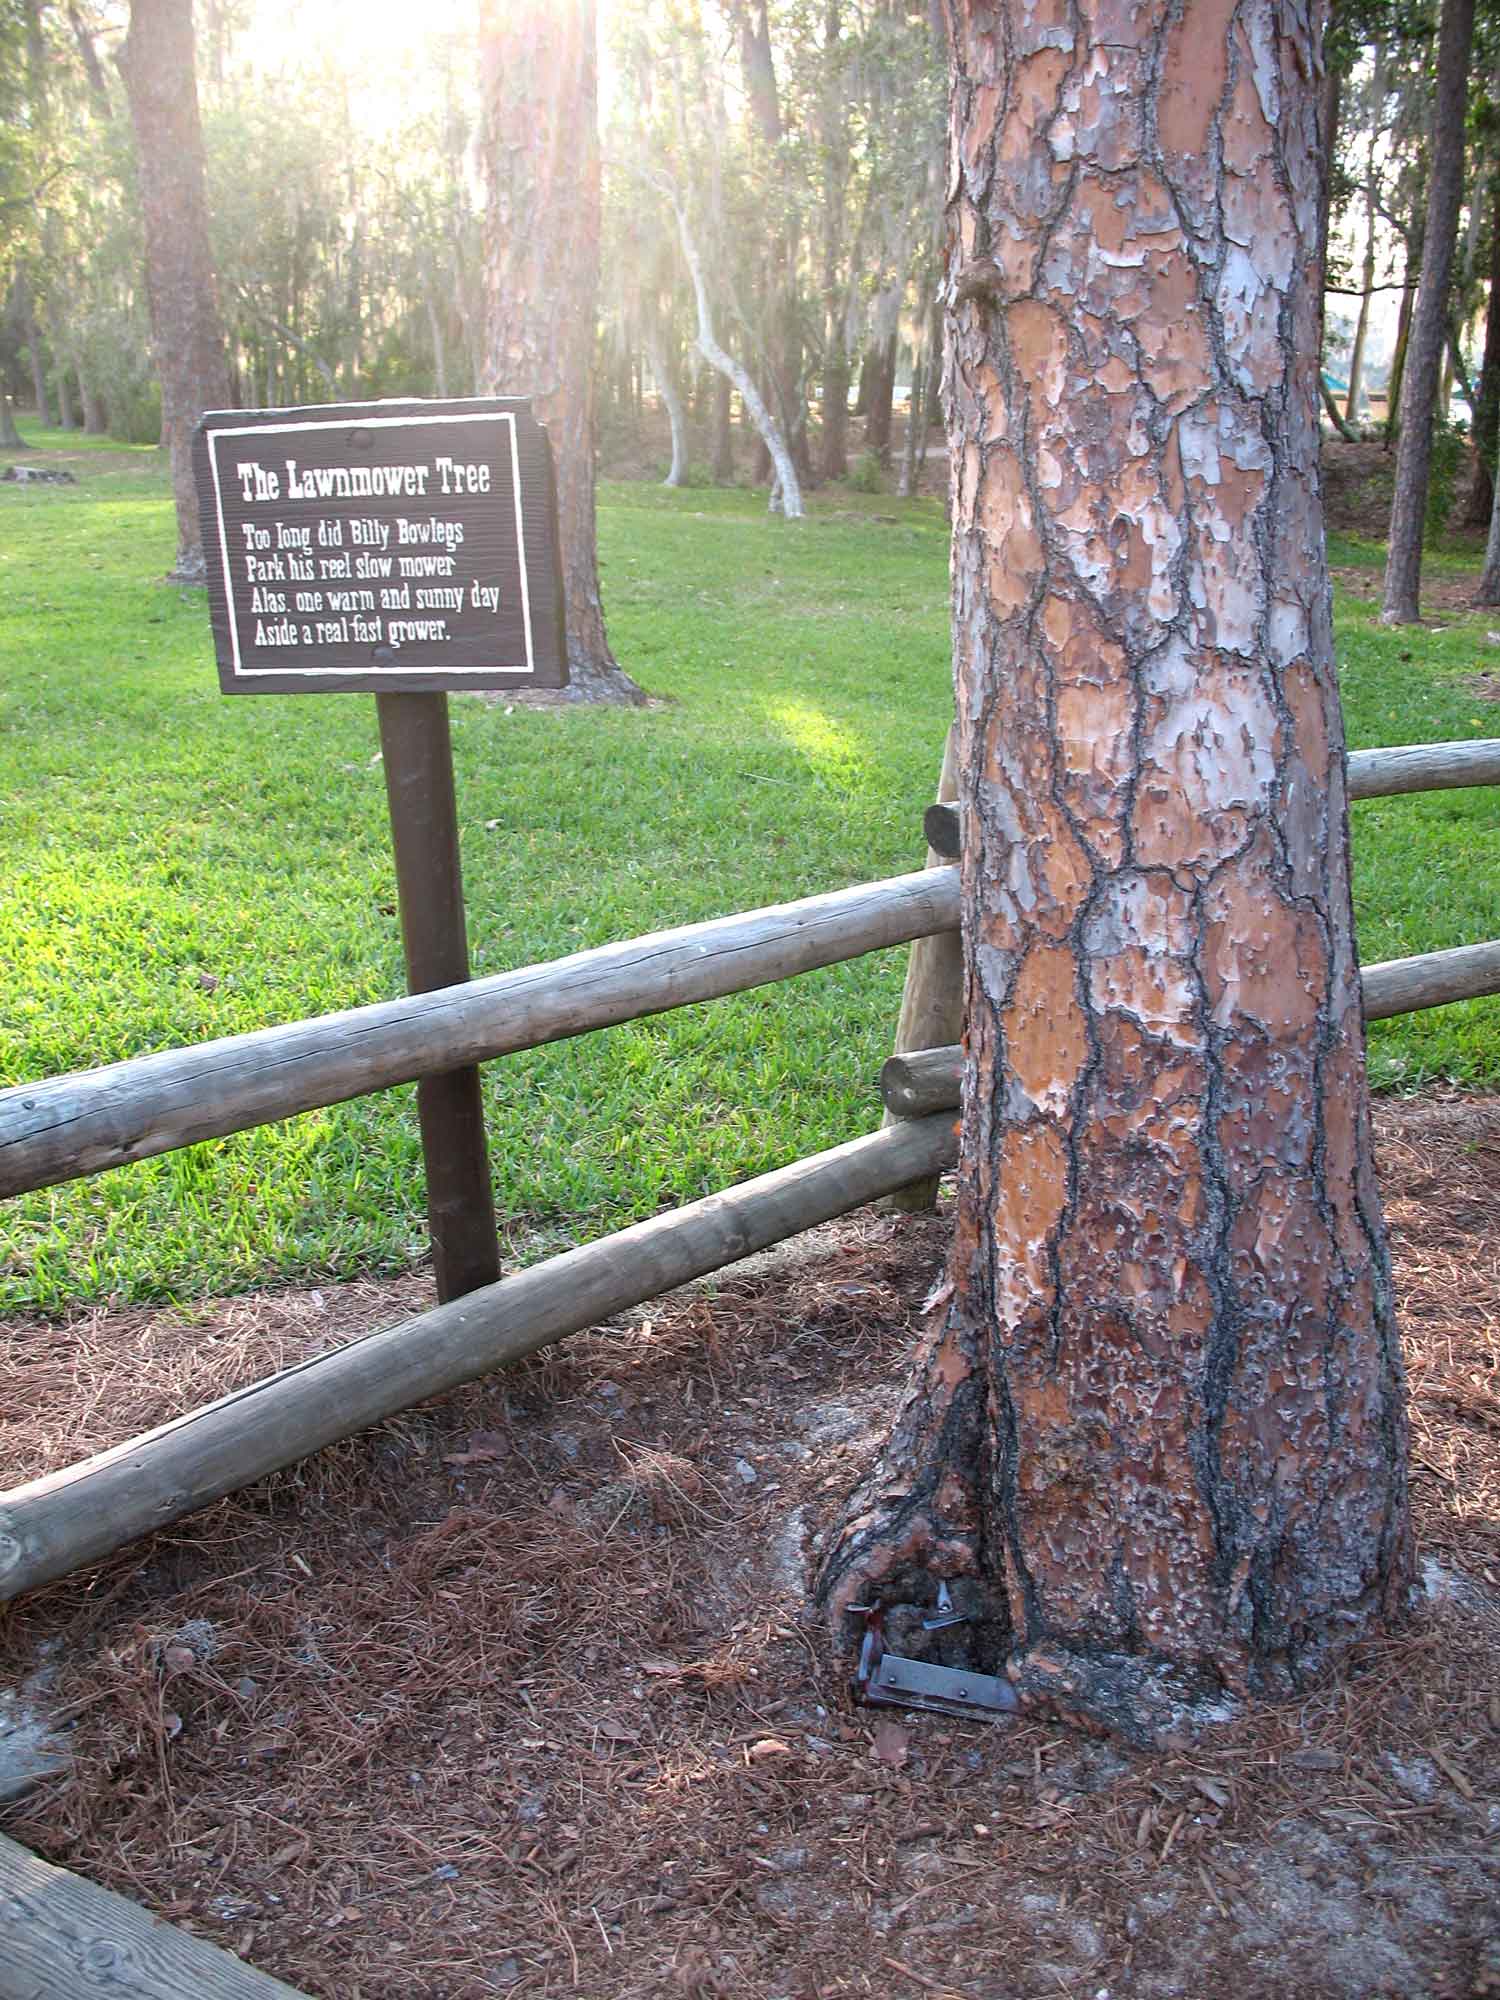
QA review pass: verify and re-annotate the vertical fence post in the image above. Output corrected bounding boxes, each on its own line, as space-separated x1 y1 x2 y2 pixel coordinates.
376 691 502 1302
884 724 965 1213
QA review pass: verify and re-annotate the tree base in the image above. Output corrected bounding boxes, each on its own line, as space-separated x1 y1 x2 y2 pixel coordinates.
167 550 209 588
819 1495 1241 1750
1004 1647 1238 1751
564 646 648 706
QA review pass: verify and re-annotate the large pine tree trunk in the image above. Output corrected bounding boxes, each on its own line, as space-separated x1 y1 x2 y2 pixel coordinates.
478 0 645 704
817 0 1412 1743
118 0 233 585
1380 0 1477 623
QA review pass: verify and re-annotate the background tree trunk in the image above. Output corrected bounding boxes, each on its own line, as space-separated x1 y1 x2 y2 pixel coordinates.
713 373 734 482
79 369 107 435
479 0 645 703
1475 462 1500 602
118 0 233 585
863 328 897 463
1381 0 1477 623
822 356 851 481
817 0 1413 1742
1462 170 1500 531
17 275 51 427
53 352 76 430
1316 58 1341 335
899 285 940 499
1345 54 1385 428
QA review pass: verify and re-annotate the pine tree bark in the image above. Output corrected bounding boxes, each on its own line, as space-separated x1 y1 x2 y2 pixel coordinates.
817 0 1413 1743
478 0 645 704
118 0 233 585
1380 0 1477 623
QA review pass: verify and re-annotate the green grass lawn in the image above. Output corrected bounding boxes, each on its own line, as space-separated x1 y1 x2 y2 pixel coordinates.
1 430 1496 1312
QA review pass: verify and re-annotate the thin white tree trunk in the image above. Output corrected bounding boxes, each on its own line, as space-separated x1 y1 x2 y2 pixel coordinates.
668 189 803 518
644 327 688 486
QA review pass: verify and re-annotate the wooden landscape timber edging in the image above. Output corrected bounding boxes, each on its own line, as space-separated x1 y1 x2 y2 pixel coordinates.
0 1113 957 1603
0 867 959 1202
919 737 1500 859
879 942 1500 1120
0 1830 309 2000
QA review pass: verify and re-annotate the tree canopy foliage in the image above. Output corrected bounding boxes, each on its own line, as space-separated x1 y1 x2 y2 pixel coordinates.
1 0 1499 556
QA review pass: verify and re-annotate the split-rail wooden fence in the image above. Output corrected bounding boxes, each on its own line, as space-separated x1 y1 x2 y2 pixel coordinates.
0 734 1497 2000
1 736 1497 1604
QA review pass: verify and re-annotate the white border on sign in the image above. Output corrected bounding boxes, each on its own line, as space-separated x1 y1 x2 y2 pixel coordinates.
206 410 536 680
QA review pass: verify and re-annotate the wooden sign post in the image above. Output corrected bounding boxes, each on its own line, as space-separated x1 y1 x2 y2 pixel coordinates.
194 397 567 1302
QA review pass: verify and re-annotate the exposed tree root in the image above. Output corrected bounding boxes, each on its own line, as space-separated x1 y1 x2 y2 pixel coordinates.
816 1320 1004 1664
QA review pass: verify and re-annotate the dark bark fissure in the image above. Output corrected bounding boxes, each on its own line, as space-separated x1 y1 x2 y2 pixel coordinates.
816 0 1411 1743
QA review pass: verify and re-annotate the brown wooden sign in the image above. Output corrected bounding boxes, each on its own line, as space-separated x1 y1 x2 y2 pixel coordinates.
193 397 567 695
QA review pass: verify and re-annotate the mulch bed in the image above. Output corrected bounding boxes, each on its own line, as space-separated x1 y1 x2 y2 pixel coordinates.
1 1095 1497 1999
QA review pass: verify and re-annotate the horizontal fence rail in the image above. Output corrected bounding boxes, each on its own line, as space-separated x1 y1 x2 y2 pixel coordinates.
0 867 960 1203
921 737 1500 859
880 944 1500 1119
5 867 1497 1210
1360 939 1500 1022
1345 737 1500 800
0 1113 958 1602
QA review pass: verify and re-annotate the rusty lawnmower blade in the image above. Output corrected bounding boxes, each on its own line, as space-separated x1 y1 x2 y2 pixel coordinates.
850 1597 1018 1722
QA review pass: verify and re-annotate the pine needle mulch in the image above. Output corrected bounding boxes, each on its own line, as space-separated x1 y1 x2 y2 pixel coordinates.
1 1096 1497 2000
